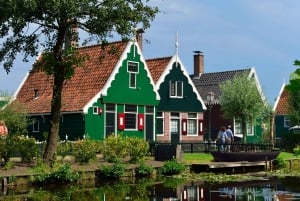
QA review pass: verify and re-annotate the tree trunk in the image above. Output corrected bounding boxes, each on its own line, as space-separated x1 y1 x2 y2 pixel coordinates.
242 119 247 144
43 70 64 165
43 28 66 165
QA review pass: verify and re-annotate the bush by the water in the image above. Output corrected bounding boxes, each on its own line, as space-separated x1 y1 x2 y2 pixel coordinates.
160 159 186 175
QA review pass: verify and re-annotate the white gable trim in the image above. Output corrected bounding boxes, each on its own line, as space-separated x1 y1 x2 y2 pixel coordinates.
273 82 286 112
156 55 207 110
83 41 160 114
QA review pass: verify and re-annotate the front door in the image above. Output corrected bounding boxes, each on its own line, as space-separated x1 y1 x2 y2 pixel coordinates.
170 112 180 144
145 106 154 142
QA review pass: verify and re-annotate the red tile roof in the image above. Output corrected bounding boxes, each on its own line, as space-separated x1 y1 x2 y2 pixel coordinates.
15 41 127 114
274 86 291 115
146 56 172 83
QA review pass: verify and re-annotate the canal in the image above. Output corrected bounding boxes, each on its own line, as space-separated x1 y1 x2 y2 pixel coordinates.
1 176 300 200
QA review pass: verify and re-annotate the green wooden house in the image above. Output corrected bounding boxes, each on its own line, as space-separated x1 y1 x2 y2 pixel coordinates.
273 83 293 139
147 54 206 144
14 40 160 141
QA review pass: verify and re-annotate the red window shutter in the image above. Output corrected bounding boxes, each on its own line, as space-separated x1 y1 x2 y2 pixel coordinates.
118 113 125 130
138 114 144 130
198 119 204 135
182 119 187 135
98 107 103 115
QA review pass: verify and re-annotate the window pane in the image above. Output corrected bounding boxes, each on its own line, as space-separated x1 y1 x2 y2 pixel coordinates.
177 81 183 97
129 73 136 88
171 120 178 132
188 113 197 118
125 113 136 129
128 62 138 72
170 81 176 96
106 104 115 112
146 106 154 113
157 118 164 134
125 105 137 112
187 119 197 134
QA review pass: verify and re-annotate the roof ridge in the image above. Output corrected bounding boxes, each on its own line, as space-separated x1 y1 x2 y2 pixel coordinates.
146 56 172 61
203 68 251 75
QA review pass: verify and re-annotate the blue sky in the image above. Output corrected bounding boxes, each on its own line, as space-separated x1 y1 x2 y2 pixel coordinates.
1 0 299 105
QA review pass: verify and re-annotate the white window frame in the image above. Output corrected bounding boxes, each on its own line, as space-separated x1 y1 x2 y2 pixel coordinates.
234 119 254 136
124 104 137 130
93 106 98 114
169 81 183 98
127 61 139 89
187 113 198 136
284 116 291 128
156 112 164 136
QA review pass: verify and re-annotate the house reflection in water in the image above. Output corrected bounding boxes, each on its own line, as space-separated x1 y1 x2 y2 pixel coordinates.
151 178 300 201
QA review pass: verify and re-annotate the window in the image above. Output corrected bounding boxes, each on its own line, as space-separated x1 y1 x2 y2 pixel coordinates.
169 81 183 98
187 113 197 135
284 116 291 128
127 62 139 88
33 119 39 132
93 106 98 114
234 120 254 136
170 112 180 133
125 104 137 129
157 112 164 135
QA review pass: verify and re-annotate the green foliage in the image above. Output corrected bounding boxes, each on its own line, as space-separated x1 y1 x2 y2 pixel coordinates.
135 161 154 177
160 159 186 175
0 95 28 137
98 161 126 179
219 72 266 143
286 65 300 126
102 134 128 163
126 136 150 163
0 136 19 164
56 141 72 159
17 136 39 162
71 139 98 164
293 145 300 156
33 163 80 184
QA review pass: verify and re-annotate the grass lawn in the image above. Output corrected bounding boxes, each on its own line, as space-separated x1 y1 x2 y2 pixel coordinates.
183 153 214 164
183 151 300 165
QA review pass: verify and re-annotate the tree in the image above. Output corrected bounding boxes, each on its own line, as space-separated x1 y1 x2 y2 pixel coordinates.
0 0 158 165
219 72 266 143
286 60 300 126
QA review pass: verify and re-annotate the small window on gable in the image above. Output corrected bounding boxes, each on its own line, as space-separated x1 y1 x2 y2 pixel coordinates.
169 81 183 98
93 106 98 114
34 89 39 99
127 62 139 89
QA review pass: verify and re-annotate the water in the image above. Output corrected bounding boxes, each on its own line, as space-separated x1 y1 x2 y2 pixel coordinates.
2 177 300 200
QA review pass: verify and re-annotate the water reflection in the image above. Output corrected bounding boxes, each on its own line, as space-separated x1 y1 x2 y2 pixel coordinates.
2 177 300 200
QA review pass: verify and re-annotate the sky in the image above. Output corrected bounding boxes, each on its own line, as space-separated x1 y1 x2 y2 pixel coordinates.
1 0 299 105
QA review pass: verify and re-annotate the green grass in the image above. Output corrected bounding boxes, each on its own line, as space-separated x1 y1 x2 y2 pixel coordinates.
183 153 213 164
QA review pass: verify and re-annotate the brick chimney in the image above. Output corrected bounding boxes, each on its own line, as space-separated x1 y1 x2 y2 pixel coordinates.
135 28 144 51
193 51 204 76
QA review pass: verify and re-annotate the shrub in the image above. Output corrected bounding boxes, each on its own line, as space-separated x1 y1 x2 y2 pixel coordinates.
98 161 126 179
56 141 72 159
135 161 154 177
0 136 19 164
72 139 98 164
102 134 127 163
293 145 300 156
126 137 149 163
17 136 38 162
160 159 186 175
33 163 80 184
